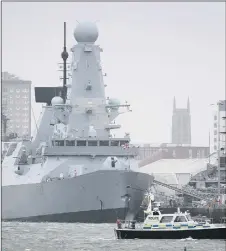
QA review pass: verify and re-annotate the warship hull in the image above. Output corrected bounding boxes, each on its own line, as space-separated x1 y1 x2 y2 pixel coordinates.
2 170 153 223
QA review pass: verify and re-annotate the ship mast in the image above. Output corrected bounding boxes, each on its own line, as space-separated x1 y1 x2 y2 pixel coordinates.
61 22 69 103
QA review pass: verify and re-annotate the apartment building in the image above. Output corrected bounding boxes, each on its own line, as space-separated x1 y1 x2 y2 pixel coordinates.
2 72 32 138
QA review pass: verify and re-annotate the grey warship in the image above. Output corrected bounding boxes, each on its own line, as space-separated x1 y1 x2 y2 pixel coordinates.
2 22 154 223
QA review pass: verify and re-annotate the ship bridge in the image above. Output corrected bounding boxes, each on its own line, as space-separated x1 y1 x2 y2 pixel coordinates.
45 138 139 157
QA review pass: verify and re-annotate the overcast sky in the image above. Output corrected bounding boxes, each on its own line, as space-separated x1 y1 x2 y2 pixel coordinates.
2 2 225 145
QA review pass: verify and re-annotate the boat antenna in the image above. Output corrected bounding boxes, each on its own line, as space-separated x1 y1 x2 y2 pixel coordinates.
61 21 69 103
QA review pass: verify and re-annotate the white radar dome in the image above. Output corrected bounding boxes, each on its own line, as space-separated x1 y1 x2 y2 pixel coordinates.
51 96 64 105
74 22 99 43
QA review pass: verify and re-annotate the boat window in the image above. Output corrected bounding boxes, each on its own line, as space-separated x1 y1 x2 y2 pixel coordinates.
160 216 173 223
88 141 98 146
54 140 64 146
174 216 187 223
110 141 119 146
186 215 192 221
66 140 75 146
99 140 109 146
77 140 86 146
120 140 129 146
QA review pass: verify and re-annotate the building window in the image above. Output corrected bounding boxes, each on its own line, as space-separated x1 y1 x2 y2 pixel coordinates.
2 99 7 105
3 87 7 92
214 130 217 135
23 107 28 111
214 138 217 143
23 95 28 99
16 100 20 104
214 115 217 121
16 95 20 98
24 101 29 104
16 89 20 93
16 107 20 110
10 88 14 93
214 145 217 151
9 100 13 104
22 89 29 93
214 123 217 128
23 125 28 128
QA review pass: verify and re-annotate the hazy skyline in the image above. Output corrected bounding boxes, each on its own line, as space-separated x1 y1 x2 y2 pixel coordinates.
2 2 225 145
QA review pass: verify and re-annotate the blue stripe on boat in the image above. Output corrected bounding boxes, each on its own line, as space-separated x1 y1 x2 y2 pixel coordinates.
166 224 172 227
152 225 159 227
180 224 188 227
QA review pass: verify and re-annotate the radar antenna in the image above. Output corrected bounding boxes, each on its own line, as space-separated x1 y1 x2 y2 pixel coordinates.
61 22 69 103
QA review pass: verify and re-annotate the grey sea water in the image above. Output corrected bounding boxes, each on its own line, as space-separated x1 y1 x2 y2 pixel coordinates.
2 222 226 251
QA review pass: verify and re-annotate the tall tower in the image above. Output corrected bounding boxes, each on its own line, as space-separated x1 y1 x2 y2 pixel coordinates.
171 97 191 145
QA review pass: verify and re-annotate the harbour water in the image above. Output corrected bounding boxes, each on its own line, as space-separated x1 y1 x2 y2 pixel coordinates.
2 222 225 251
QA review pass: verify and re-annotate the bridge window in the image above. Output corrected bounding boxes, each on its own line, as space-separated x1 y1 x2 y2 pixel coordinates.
88 141 97 146
174 216 187 223
160 216 173 223
66 140 75 146
100 140 109 146
77 140 86 146
53 140 64 146
110 141 119 146
120 140 129 146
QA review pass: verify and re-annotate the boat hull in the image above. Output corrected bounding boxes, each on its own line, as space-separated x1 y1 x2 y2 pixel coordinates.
114 227 226 239
2 169 153 223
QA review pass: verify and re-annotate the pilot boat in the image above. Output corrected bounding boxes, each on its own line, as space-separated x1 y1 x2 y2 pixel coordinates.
114 193 226 239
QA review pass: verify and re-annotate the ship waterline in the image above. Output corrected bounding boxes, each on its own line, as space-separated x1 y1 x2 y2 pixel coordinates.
2 170 153 222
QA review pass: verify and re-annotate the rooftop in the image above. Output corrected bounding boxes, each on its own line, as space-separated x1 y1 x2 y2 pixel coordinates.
2 72 31 83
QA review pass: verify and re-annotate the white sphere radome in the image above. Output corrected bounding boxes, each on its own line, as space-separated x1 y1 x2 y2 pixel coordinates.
74 22 99 43
51 96 64 105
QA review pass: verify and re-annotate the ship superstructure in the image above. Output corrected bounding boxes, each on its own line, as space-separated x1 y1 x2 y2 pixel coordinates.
2 22 153 222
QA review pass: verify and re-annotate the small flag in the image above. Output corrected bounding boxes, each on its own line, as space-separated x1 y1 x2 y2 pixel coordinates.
122 143 129 149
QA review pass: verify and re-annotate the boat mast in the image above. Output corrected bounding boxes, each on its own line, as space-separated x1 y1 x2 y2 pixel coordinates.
61 22 69 103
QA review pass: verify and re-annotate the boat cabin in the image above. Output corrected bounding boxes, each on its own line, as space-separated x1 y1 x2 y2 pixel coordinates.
143 208 206 230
